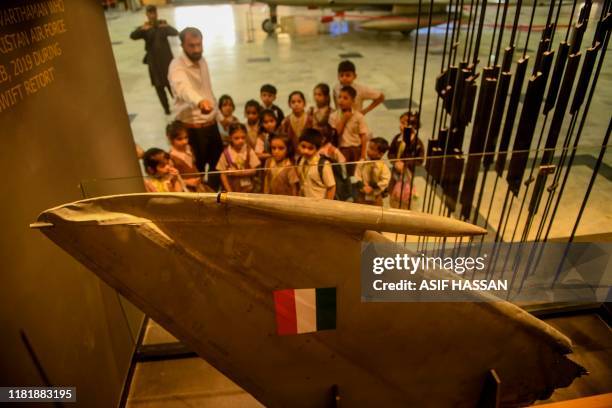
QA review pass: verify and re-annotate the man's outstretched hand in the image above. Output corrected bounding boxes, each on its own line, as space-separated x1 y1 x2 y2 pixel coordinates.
199 100 213 114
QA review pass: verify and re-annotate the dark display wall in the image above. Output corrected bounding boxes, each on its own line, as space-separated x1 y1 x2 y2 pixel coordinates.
0 1 144 406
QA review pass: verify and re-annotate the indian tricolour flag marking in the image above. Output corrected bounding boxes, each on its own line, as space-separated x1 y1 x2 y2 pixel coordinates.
273 288 336 336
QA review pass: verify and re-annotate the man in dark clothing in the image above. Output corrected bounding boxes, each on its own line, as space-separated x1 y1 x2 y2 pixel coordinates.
130 5 178 115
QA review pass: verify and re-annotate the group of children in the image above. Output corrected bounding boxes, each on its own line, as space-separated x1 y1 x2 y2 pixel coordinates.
143 60 424 207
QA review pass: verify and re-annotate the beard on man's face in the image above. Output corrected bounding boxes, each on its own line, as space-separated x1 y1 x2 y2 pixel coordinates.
185 51 202 62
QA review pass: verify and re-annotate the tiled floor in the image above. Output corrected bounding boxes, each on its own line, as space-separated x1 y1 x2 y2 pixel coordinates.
127 356 263 407
128 320 261 407
104 2 612 406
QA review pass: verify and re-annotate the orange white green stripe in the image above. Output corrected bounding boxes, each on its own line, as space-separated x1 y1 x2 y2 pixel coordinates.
273 288 336 336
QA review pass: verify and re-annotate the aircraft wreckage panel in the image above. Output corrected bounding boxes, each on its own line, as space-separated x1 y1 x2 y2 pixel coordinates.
33 193 584 407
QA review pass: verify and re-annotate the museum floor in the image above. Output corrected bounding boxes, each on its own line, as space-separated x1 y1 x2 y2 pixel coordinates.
101 2 612 406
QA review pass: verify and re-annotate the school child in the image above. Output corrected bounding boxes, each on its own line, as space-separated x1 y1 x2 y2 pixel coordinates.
244 99 262 149
263 134 299 196
297 128 336 200
328 85 369 176
333 60 385 115
355 137 391 206
167 121 209 192
260 84 285 123
216 123 261 193
257 109 278 162
143 147 186 192
252 109 278 192
318 129 351 201
318 133 345 163
279 91 313 153
217 94 239 143
388 111 425 209
309 83 334 142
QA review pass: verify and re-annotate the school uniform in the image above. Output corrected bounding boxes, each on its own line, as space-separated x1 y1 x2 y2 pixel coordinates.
216 144 261 192
279 113 313 154
255 134 269 157
297 154 336 199
309 106 334 143
216 113 239 144
328 108 368 175
170 146 209 192
264 158 299 196
246 122 260 150
388 131 425 173
333 81 382 112
319 143 351 201
253 134 271 193
144 175 185 193
263 103 285 123
388 131 425 209
354 160 391 206
319 143 346 164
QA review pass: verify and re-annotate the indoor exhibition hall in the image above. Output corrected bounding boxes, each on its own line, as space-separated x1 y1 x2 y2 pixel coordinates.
1 0 611 407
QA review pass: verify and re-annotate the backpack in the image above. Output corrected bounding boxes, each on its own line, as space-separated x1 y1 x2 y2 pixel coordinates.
318 154 352 201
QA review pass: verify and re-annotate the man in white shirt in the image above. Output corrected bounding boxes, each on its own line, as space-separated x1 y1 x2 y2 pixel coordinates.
168 27 222 190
